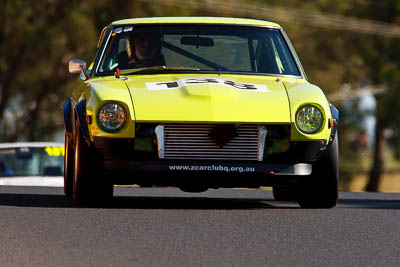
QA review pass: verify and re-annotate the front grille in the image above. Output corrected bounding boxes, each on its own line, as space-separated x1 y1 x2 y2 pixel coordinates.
159 124 262 161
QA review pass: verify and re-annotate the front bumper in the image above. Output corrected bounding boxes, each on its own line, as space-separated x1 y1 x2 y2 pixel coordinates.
91 124 326 188
104 160 311 176
103 159 311 188
93 136 327 163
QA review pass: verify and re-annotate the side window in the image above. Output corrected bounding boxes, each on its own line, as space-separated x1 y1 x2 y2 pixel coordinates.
271 41 284 74
255 36 281 74
117 38 127 55
99 36 125 72
249 39 259 72
271 33 300 76
255 31 300 76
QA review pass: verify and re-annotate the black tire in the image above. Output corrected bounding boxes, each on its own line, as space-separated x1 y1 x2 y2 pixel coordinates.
298 134 339 208
72 120 113 205
64 132 74 198
272 185 299 201
72 120 90 205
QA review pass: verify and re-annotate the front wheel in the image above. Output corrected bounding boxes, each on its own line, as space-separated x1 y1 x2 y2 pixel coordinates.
298 134 339 208
64 132 74 198
72 120 113 205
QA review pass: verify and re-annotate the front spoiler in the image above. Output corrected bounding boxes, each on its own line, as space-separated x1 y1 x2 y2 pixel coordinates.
104 160 311 176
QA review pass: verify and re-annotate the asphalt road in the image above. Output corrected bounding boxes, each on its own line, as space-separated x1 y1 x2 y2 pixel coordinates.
0 185 400 267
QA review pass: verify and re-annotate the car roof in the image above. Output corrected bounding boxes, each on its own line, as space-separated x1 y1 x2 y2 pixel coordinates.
111 17 281 28
0 142 63 149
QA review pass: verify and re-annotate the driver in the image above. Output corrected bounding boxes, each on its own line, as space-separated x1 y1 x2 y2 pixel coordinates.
123 32 165 68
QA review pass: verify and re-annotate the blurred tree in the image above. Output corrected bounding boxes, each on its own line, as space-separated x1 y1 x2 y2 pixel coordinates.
0 0 98 141
0 0 196 142
356 1 400 191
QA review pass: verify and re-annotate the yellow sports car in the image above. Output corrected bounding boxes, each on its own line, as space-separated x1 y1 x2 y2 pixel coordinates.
64 17 339 208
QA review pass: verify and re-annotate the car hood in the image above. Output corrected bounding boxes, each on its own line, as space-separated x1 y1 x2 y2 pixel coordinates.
124 74 291 123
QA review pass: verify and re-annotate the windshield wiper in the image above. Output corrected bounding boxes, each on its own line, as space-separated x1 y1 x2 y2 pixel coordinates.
121 66 200 75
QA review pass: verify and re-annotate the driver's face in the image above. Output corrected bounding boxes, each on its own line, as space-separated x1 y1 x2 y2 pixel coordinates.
134 35 156 57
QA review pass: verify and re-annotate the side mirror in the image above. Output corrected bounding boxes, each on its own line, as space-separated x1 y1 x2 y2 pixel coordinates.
69 59 86 74
69 59 89 80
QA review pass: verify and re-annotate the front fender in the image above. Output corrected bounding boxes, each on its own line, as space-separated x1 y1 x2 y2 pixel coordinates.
284 80 333 143
63 98 73 134
86 79 136 139
75 98 90 142
328 104 339 145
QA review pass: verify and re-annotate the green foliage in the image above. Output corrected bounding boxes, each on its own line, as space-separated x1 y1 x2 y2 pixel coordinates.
0 0 98 141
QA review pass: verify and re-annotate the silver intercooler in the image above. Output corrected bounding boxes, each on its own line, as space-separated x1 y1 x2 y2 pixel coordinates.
155 124 267 161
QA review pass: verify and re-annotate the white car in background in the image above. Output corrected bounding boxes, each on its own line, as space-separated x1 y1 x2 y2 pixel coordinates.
0 142 64 187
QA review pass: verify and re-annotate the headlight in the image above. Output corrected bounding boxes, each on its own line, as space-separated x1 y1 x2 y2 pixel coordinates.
295 104 323 134
97 102 127 131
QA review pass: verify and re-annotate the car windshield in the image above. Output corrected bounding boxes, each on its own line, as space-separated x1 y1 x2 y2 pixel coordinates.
97 25 300 76
0 145 64 177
